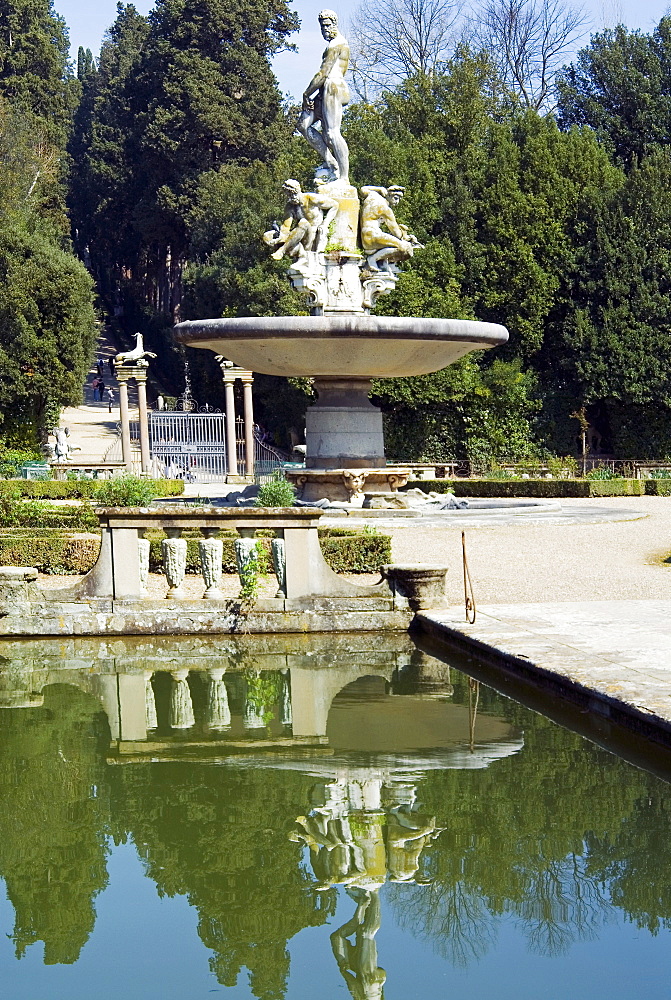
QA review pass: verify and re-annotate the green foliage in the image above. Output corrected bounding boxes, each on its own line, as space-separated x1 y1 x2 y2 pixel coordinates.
255 474 296 508
0 447 42 478
557 18 671 165
0 494 99 530
585 465 620 480
645 479 671 496
0 528 99 573
94 474 158 508
404 478 645 497
0 217 97 447
0 478 184 498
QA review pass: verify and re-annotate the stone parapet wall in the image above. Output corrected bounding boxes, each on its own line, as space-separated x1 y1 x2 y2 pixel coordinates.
0 597 412 637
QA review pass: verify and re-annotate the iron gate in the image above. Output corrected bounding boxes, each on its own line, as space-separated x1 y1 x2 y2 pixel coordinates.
148 412 228 483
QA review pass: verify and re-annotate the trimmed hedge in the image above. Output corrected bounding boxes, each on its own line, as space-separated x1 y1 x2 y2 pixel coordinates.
0 479 185 499
0 530 99 574
402 478 646 498
645 479 671 496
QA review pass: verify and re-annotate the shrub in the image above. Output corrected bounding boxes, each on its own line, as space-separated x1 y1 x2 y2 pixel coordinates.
0 448 42 479
94 474 159 507
0 479 185 499
645 479 671 496
0 495 99 531
255 475 296 507
586 466 620 480
0 530 99 573
402 479 645 498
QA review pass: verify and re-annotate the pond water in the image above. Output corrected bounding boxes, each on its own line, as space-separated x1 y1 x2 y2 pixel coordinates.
0 633 669 1000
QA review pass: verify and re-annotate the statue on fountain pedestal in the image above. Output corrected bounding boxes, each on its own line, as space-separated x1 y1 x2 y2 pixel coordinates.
263 179 339 260
360 185 424 272
297 9 350 186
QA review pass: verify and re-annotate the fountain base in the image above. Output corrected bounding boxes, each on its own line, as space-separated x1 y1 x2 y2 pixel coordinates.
285 466 411 502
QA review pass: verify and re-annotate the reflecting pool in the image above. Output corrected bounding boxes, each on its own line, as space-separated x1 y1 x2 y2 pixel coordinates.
0 633 669 999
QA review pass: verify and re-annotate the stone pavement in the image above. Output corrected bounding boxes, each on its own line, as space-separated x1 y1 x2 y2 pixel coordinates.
418 600 671 729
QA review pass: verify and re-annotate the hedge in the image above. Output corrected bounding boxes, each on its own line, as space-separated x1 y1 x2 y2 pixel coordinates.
645 479 671 496
0 530 99 574
0 526 391 576
402 478 646 498
0 479 185 499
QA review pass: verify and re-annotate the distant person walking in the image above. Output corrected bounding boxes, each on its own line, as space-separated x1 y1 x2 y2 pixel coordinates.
96 358 105 377
106 386 115 413
97 378 105 401
108 357 115 376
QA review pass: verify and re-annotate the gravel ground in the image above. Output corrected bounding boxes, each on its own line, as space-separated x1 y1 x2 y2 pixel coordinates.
37 496 671 605
382 496 671 605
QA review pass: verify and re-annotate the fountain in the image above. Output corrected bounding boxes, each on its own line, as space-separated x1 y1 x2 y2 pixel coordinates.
175 10 508 501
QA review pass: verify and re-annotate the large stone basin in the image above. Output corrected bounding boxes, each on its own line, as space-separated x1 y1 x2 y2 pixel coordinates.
174 315 508 377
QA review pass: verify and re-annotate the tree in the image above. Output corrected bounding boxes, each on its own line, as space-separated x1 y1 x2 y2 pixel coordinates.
475 0 587 112
557 17 671 164
348 0 464 97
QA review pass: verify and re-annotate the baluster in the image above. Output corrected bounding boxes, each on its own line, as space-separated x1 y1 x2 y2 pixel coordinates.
138 533 150 596
206 667 231 730
162 527 187 598
199 528 224 599
169 668 195 729
145 671 158 729
235 528 258 594
243 669 266 730
271 536 286 597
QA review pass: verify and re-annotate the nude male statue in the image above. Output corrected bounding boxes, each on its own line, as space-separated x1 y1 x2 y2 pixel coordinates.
263 179 339 260
360 185 424 271
297 9 350 184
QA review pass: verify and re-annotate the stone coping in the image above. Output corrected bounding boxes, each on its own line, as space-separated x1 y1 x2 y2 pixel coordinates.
95 505 323 529
416 603 671 749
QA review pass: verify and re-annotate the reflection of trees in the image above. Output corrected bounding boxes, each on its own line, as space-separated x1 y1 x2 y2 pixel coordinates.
0 684 110 964
109 763 335 999
385 680 668 964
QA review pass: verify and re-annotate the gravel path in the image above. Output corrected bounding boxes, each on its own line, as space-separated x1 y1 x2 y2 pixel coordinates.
373 496 671 605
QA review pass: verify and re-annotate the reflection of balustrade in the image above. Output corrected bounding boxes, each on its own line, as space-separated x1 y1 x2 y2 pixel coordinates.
75 507 393 603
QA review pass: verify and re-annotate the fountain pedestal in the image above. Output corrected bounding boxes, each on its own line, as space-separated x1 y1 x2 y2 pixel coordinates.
306 378 384 469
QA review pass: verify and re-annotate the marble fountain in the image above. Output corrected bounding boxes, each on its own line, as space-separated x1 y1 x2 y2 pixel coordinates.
175 9 508 502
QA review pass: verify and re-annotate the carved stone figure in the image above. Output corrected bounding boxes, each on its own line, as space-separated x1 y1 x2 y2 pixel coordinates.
263 180 338 261
162 528 187 598
198 528 224 600
360 186 423 271
53 427 72 462
114 331 157 366
297 10 351 184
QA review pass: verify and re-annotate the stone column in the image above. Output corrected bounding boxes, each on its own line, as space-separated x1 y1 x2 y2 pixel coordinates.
117 374 132 469
135 370 151 474
241 374 255 477
224 377 238 477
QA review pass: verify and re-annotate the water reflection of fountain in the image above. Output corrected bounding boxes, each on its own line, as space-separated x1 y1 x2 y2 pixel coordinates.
291 775 442 1000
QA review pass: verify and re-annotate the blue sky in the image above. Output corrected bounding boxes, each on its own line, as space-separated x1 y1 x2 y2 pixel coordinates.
53 0 671 100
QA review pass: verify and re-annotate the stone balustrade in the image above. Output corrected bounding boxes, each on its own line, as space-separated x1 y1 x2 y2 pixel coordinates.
76 505 393 603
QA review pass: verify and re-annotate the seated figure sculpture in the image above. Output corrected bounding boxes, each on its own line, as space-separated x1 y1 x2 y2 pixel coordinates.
360 185 423 272
263 179 339 261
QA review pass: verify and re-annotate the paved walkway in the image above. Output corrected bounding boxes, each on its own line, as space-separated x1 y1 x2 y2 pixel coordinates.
377 494 671 736
57 331 137 463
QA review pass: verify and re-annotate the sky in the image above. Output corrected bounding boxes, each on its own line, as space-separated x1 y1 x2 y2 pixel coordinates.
53 0 671 101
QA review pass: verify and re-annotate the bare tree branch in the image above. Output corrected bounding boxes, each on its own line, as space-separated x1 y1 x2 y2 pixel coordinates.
348 0 465 98
474 0 588 111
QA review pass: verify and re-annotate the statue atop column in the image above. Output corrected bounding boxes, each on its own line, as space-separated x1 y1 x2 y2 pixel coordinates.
297 9 350 185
